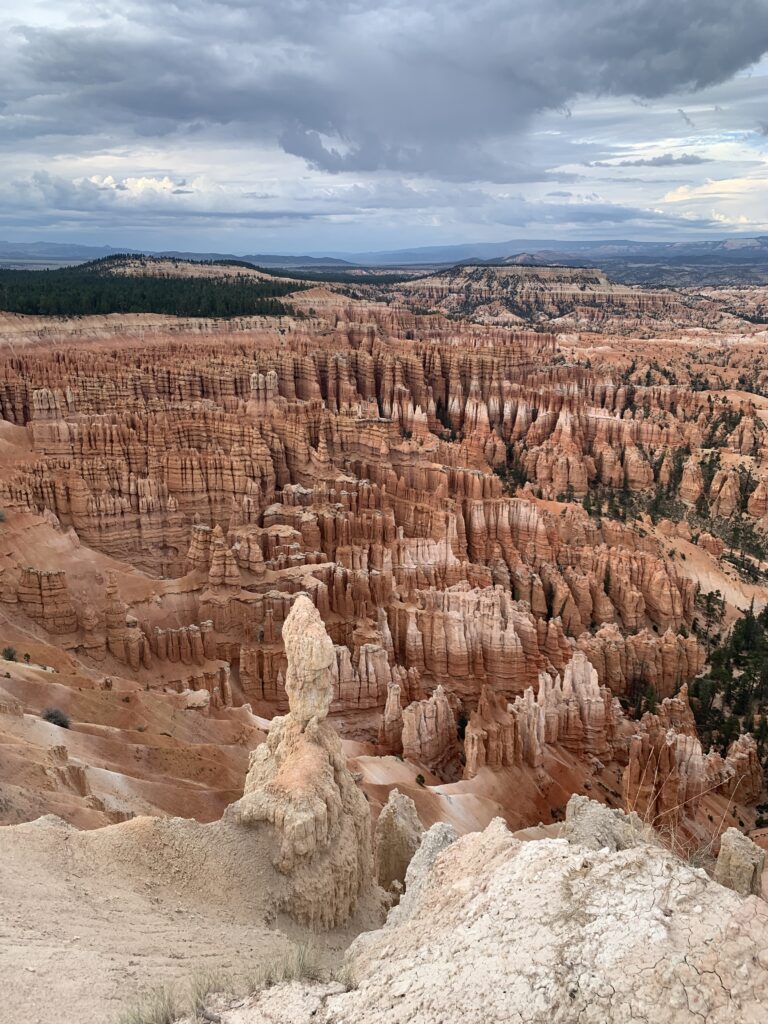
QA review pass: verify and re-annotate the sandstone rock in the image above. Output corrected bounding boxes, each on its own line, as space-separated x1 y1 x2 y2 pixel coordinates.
388 820 458 926
721 733 764 804
728 414 761 456
622 705 762 835
0 270 763 870
17 568 77 634
377 682 404 755
373 788 423 892
180 688 211 711
747 478 768 518
577 622 704 699
401 684 458 778
325 811 768 1024
709 468 741 518
207 525 241 590
679 456 704 504
714 827 765 897
463 685 518 778
698 531 724 557
280 593 334 732
563 794 655 852
465 653 622 780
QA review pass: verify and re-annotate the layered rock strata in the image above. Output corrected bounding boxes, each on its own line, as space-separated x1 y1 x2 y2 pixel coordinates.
622 687 764 830
463 651 622 778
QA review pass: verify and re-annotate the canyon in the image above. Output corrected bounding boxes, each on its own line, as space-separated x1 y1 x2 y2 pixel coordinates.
1 258 768 1022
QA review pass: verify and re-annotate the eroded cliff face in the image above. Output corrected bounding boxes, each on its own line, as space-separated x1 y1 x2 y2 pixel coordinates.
0 309 701 723
463 651 622 779
0 275 764 852
390 264 687 329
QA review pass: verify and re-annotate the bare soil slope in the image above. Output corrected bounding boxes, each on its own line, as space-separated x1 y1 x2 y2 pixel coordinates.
0 812 380 1024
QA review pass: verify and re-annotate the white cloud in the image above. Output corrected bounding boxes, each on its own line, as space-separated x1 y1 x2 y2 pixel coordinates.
664 177 756 201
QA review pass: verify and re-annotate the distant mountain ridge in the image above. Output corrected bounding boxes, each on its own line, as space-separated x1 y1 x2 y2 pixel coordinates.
0 241 351 268
3 236 768 285
327 236 768 266
4 235 768 266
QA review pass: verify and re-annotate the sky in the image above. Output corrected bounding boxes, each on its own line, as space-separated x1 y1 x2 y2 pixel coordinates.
2 0 768 254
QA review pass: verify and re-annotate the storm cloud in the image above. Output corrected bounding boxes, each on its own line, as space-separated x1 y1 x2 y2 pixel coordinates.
1 0 768 248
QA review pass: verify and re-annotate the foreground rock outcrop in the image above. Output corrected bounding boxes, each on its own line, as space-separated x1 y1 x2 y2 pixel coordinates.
227 805 768 1023
373 788 423 893
562 793 656 852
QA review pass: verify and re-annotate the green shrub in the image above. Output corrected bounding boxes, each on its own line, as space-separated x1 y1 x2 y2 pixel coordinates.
42 707 70 729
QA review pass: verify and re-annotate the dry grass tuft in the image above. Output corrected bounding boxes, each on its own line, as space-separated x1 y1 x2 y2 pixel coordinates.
116 967 233 1024
187 968 232 1019
116 986 181 1024
117 942 351 1022
332 961 358 992
246 940 324 991
626 748 749 870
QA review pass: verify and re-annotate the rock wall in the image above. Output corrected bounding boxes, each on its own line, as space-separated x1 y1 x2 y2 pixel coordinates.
314 809 768 1024
0 311 706 733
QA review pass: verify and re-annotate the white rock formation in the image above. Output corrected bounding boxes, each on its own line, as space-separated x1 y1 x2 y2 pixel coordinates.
387 820 458 927
714 827 765 897
235 594 376 928
281 592 335 731
562 793 657 852
227 805 768 1023
373 788 424 893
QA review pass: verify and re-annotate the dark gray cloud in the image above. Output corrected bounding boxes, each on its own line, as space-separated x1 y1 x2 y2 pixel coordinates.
3 0 768 178
591 153 712 167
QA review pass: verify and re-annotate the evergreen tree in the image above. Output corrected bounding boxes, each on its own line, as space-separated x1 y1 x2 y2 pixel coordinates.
645 684 658 714
0 258 302 318
757 715 768 752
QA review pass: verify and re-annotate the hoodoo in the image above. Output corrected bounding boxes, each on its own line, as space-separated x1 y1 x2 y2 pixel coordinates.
235 594 376 928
